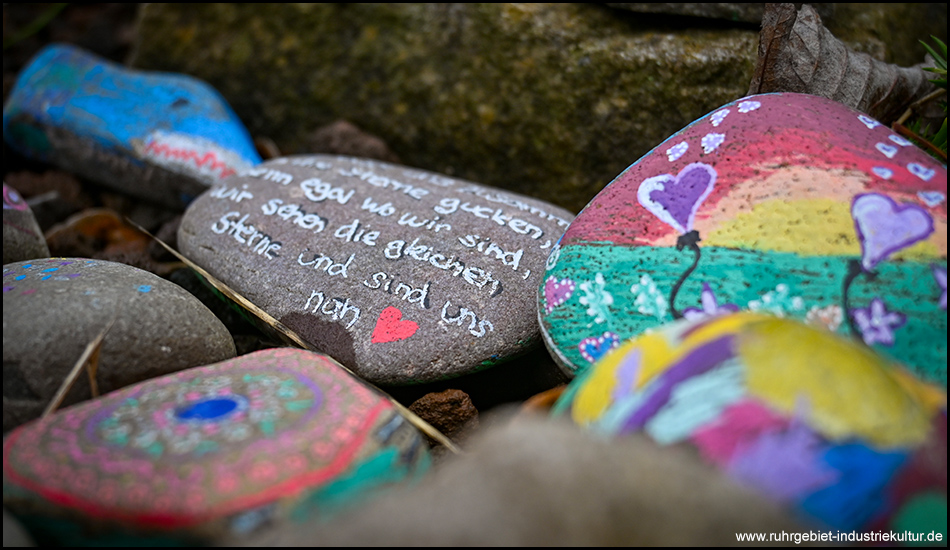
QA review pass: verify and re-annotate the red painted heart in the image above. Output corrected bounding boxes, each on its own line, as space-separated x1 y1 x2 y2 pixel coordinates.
371 306 419 343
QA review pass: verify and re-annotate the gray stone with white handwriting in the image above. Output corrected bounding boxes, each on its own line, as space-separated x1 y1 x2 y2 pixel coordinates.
178 155 574 385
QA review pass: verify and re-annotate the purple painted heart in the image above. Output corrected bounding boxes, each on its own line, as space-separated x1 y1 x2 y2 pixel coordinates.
637 162 717 234
544 276 576 314
852 193 935 272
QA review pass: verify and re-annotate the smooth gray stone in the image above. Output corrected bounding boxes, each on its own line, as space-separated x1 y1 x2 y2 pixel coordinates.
3 184 50 265
241 412 808 546
2 258 235 432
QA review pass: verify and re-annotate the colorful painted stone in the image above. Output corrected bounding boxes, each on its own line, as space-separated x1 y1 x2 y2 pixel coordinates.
539 93 948 386
3 258 235 432
2 348 430 545
3 183 50 264
555 312 947 537
178 155 574 385
3 44 261 209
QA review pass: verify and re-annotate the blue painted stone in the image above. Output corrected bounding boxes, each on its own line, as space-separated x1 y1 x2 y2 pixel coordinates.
3 44 261 209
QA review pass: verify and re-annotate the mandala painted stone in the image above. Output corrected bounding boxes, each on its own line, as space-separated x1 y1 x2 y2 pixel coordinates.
2 348 430 545
2 44 261 209
555 313 947 537
539 93 948 386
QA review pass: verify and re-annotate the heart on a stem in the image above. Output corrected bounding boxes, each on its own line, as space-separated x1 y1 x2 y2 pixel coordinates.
852 193 934 272
371 306 418 343
638 162 717 234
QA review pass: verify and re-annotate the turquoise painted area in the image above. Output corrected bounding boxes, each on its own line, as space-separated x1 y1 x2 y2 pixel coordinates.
289 444 430 523
2 44 260 163
542 243 948 386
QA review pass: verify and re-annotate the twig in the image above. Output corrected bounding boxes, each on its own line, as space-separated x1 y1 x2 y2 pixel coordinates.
43 317 115 417
127 218 463 455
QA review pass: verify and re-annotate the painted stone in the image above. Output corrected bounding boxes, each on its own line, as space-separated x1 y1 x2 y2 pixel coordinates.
539 93 948 386
3 183 50 264
178 155 574 385
3 258 235 432
3 44 261 209
2 348 430 545
556 312 947 538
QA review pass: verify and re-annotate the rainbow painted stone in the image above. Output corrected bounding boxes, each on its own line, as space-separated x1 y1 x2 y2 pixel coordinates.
3 44 261 209
2 348 430 545
539 93 948 386
555 313 947 537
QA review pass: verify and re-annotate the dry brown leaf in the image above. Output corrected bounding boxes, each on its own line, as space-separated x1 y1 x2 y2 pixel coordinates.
749 3 938 124
129 219 461 454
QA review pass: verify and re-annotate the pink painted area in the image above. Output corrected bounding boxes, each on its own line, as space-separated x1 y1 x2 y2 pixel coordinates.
691 400 789 466
563 93 947 248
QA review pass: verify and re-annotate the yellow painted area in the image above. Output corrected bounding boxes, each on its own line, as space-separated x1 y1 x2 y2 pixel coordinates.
738 317 940 448
678 312 761 351
571 332 677 426
703 198 942 259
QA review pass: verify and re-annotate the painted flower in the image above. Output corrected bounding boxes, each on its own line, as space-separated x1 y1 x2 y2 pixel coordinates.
748 284 805 317
934 265 947 310
682 282 739 320
805 304 844 332
737 100 761 113
918 191 946 207
710 109 730 127
871 167 893 180
858 114 881 129
630 274 670 320
701 133 726 154
851 297 906 347
666 142 689 162
578 273 614 324
889 134 912 147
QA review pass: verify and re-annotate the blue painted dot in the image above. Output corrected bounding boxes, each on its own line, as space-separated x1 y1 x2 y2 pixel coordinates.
41 268 58 273
138 285 152 293
41 275 51 280
22 264 32 269
14 275 26 281
176 397 240 421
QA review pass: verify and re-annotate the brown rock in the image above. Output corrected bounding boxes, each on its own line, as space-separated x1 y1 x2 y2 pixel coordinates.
409 389 479 441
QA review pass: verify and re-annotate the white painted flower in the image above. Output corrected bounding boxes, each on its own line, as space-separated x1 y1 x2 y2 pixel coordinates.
747 283 805 317
701 133 725 154
889 134 912 147
737 100 761 113
666 142 689 162
805 304 844 332
578 273 614 324
630 274 670 320
871 167 893 180
710 109 730 127
858 114 881 129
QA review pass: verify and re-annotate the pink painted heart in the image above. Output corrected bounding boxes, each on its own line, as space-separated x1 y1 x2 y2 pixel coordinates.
578 332 620 364
544 276 575 314
637 162 717 234
371 306 418 343
852 193 935 272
